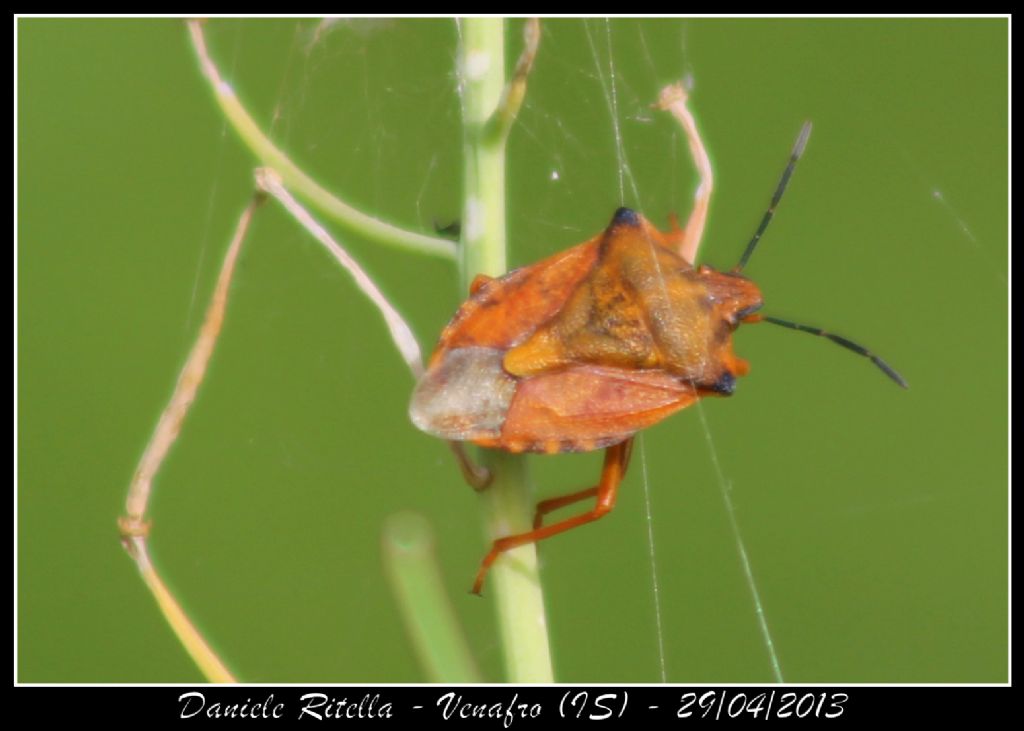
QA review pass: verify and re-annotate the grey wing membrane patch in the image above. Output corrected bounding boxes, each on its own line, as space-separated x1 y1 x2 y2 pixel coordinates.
409 347 517 441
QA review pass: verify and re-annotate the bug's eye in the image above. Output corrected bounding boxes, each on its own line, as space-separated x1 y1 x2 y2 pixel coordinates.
708 371 736 395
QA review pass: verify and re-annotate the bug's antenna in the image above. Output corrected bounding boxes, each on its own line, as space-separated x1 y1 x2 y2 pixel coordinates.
733 121 813 273
757 315 908 388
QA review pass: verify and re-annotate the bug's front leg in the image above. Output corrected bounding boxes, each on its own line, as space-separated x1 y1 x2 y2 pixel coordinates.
472 438 634 595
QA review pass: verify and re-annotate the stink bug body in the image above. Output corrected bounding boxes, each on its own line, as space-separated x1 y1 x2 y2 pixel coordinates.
411 207 760 454
410 93 905 595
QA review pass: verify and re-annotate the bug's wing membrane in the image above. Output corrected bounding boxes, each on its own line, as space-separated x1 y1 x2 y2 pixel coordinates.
410 347 515 441
495 364 698 452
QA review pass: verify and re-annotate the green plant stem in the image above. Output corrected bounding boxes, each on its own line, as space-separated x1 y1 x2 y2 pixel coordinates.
382 513 482 683
459 17 554 684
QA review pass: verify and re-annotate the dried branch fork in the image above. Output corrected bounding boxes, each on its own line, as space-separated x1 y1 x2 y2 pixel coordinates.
116 171 470 681
118 194 264 683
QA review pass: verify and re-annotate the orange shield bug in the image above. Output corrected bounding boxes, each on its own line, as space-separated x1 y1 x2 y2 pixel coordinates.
411 118 906 595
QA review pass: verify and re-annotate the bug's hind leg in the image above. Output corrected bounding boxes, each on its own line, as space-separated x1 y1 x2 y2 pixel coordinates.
472 438 634 595
532 487 598 529
657 83 713 265
532 438 635 528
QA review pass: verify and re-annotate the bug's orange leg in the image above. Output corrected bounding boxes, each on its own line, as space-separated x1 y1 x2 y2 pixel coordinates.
533 487 598 529
657 83 713 265
449 441 493 491
472 438 633 595
532 436 644 527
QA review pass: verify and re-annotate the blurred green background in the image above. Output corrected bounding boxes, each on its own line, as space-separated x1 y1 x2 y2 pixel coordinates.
18 18 1007 683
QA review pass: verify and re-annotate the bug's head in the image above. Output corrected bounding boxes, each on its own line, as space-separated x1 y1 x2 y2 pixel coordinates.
683 267 763 394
